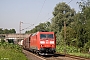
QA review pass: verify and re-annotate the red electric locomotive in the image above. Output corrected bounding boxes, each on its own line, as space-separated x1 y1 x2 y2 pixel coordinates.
23 31 56 55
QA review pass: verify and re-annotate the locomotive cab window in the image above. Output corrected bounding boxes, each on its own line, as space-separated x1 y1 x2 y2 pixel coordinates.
40 34 54 39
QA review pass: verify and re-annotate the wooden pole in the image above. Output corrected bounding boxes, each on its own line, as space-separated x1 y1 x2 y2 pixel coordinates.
64 20 66 54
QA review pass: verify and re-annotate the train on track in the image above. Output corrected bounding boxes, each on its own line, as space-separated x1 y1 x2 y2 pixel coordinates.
21 31 56 55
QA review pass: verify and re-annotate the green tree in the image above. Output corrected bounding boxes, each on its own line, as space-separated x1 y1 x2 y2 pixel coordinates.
0 28 3 34
25 21 51 33
0 29 16 34
51 2 75 33
3 29 9 34
71 0 90 50
9 29 16 33
50 2 76 46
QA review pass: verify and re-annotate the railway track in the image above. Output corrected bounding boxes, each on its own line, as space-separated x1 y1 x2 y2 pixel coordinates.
23 49 90 60
65 54 90 60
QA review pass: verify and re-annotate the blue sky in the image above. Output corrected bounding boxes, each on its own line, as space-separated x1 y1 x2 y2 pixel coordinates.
0 0 80 33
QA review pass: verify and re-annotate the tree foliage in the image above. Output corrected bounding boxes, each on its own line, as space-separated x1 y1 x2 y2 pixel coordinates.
72 0 90 50
0 28 16 34
51 2 75 33
25 21 51 33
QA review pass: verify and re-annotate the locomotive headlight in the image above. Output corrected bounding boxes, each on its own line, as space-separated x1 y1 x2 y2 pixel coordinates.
40 45 43 47
40 41 45 44
50 41 54 44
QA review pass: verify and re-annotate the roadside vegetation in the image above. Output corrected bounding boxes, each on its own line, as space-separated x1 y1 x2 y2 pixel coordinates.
0 29 16 34
0 40 27 60
56 45 90 58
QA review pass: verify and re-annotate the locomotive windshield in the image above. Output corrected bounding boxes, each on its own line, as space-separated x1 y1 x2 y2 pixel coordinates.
40 34 54 39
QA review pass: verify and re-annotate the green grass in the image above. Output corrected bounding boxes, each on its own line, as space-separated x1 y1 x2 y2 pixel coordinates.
56 45 90 58
69 53 90 58
0 42 28 60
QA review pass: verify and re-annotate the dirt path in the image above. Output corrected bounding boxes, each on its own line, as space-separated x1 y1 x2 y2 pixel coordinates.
22 50 44 60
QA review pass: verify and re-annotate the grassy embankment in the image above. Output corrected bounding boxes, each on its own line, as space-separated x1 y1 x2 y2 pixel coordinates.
0 42 28 60
56 45 90 58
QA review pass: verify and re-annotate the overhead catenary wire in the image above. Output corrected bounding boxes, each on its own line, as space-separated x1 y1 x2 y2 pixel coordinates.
21 24 34 31
35 0 74 26
33 0 46 27
46 0 74 22
36 0 46 21
22 0 75 33
68 0 73 4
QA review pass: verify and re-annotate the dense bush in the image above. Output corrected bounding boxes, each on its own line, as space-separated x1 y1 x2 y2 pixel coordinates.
56 45 80 53
56 45 90 58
